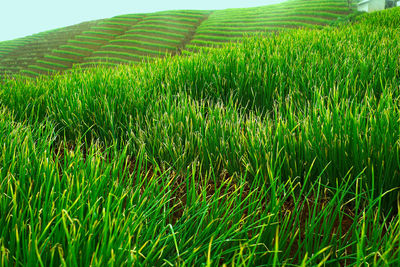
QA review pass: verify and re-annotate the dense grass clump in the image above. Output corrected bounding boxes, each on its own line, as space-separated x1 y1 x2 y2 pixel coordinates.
1 7 400 266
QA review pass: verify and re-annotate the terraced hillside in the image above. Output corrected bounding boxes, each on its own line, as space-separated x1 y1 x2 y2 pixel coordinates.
1 7 400 265
186 0 351 51
0 21 101 77
81 10 210 68
0 0 352 77
21 15 145 76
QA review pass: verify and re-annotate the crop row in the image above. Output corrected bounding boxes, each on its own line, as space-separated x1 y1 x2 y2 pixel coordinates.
107 40 176 50
123 30 185 39
129 24 190 34
1 8 400 265
187 0 349 50
44 55 75 63
1 20 101 76
80 11 206 67
91 50 152 60
202 15 331 26
145 15 199 24
101 44 171 55
198 23 322 32
111 35 181 45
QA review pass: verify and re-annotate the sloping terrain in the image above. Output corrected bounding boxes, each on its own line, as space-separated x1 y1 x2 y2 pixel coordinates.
0 5 400 266
21 15 144 76
0 21 101 77
0 0 352 77
80 10 210 68
186 0 351 51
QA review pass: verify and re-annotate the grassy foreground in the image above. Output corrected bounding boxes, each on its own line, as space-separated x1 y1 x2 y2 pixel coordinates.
1 7 400 266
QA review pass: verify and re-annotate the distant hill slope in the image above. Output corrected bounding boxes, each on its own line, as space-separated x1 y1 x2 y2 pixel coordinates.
0 0 352 77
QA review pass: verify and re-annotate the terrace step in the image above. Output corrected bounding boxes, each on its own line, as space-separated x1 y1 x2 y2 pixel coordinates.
0 1 352 77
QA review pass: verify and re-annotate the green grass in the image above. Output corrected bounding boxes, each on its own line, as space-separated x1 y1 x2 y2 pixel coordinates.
108 17 141 22
98 21 132 27
187 0 350 50
78 61 121 68
202 16 331 25
81 12 197 65
198 24 320 32
106 40 176 50
1 7 400 266
192 30 260 37
91 26 126 31
67 40 102 46
124 30 186 39
193 34 246 41
84 56 135 64
111 35 181 45
130 24 190 33
75 35 110 42
102 44 168 55
0 21 100 76
208 10 341 20
20 69 40 76
113 14 145 19
44 55 76 63
81 31 117 37
145 16 200 23
149 11 208 19
52 49 86 57
36 60 69 69
140 20 195 29
26 64 55 73
1 0 352 73
189 39 230 46
59 45 93 52
91 50 151 60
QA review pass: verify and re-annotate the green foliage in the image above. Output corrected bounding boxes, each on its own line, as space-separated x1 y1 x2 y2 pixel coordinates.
329 10 365 26
131 24 190 33
52 49 85 57
3 3 400 266
1 0 353 74
82 31 117 37
189 0 351 49
124 30 185 39
59 45 93 52
355 6 400 28
112 35 181 45
91 26 125 32
91 50 150 60
75 35 109 41
108 40 176 50
36 60 68 69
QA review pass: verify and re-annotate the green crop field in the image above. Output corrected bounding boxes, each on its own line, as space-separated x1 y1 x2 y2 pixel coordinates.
0 3 400 265
0 20 102 77
0 0 353 78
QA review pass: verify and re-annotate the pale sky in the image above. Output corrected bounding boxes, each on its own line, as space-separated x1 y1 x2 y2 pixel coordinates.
0 0 287 42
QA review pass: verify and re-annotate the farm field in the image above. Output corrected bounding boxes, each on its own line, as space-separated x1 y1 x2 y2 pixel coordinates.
0 20 102 77
0 0 352 78
0 5 400 265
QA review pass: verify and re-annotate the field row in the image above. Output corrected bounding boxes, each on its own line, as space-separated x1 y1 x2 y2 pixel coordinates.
185 0 351 50
0 0 352 76
0 20 102 77
21 16 143 76
79 11 210 67
1 7 400 265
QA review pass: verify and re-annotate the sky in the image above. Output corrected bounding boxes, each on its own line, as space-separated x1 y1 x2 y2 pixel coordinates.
0 0 287 42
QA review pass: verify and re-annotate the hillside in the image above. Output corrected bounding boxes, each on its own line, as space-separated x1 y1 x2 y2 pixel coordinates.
0 0 352 77
0 6 399 266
